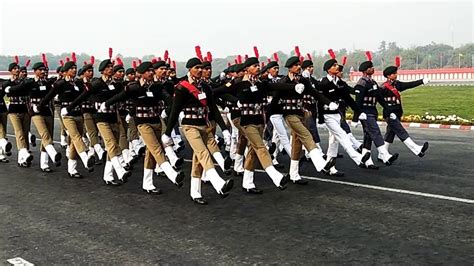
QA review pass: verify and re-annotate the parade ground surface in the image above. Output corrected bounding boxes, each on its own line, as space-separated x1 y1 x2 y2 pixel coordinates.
1 121 473 264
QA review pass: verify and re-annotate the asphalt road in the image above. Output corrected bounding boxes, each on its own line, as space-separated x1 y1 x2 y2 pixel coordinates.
1 119 473 264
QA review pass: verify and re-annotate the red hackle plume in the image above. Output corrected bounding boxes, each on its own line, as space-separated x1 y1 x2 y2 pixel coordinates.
59 60 64 66
328 49 336 59
164 50 169 61
273 52 279 62
83 61 87 66
253 46 259 58
267 58 271 63
307 53 312 60
14 56 19 64
42 54 47 64
244 54 249 61
395 56 401 67
71 52 77 62
341 56 347 66
294 46 301 58
172 61 176 69
90 56 95 65
116 57 123 66
234 59 238 64
167 58 171 64
204 56 208 62
132 61 137 69
151 58 157 64
138 59 142 64
227 62 231 67
108 48 113 59
195 46 203 61
66 57 70 62
237 55 242 64
261 62 265 67
365 51 372 61
207 51 212 62
299 56 304 62
25 59 31 67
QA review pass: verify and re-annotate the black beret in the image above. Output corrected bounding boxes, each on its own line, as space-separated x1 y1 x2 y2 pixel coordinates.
62 61 77 72
244 57 259 68
19 66 27 72
227 65 235 73
358 61 373 72
56 66 62 73
234 64 245 73
8 63 19 72
152 60 167 69
32 62 46 70
77 67 85 76
99 59 113 72
266 61 279 69
301 60 314 69
136 61 153 74
113 65 124 73
186 57 202 69
202 61 212 69
285 56 300 68
260 65 269 74
383 66 398 77
165 63 170 68
82 63 93 72
323 59 338 71
125 68 136 75
338 64 344 72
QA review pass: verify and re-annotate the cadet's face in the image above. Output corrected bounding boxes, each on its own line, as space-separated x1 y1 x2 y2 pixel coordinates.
367 67 375 75
127 73 136 81
19 70 27 77
67 66 77 77
328 63 339 75
142 69 154 80
289 64 301 74
84 69 93 79
114 70 125 80
103 65 113 76
155 67 167 78
306 66 314 74
268 66 279 77
11 67 19 76
237 71 245 78
336 71 343 78
189 65 203 79
388 73 397 80
35 68 46 78
202 67 212 78
247 64 260 76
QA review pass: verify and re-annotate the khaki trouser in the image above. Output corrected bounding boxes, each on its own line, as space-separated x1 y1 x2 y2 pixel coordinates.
31 115 54 152
8 113 29 150
96 122 121 160
0 113 7 139
232 117 248 155
285 114 317 160
128 116 140 141
242 124 272 171
83 113 100 146
62 115 86 159
182 124 214 177
206 120 220 154
137 123 167 169
118 115 128 151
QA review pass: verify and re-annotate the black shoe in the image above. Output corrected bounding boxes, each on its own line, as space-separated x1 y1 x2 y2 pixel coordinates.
361 152 371 165
217 138 224 148
418 142 429 157
356 145 363 153
220 179 234 194
120 171 132 183
322 154 327 160
54 153 62 167
327 171 345 177
224 156 232 171
174 157 184 168
274 163 284 169
365 164 379 170
337 153 344 158
268 142 277 155
157 172 167 178
30 134 36 147
101 151 108 163
104 180 121 186
26 154 34 164
0 158 9 163
233 170 244 177
124 163 133 171
6 151 12 157
322 157 336 174
143 188 162 195
87 156 96 168
178 140 184 146
41 167 53 173
175 171 185 188
385 153 399 166
243 187 263 194
4 142 12 153
192 197 208 205
377 158 384 163
278 174 290 190
176 145 185 153
18 162 30 168
292 179 309 185
224 169 232 176
138 146 146 156
69 173 83 179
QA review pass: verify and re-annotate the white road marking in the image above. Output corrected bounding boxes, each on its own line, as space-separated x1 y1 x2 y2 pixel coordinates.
7 257 34 265
7 134 473 204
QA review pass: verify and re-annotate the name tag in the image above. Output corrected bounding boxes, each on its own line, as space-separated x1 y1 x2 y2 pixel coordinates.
146 91 153 97
74 85 79 91
329 89 334 92
108 85 115 90
198 93 206 100
225 82 232 87
372 85 378 90
39 85 47 91
311 84 315 88
250 85 258 92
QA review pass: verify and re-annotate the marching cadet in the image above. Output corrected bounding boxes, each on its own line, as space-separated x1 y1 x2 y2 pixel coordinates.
317 54 371 169
105 61 185 194
26 60 63 172
380 57 429 159
354 51 399 166
0 77 12 163
124 66 145 158
4 57 34 166
162 57 234 205
278 55 336 184
41 60 96 177
80 60 107 163
68 50 131 185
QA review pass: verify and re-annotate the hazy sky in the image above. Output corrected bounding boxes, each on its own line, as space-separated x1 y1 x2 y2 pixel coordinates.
0 0 472 60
